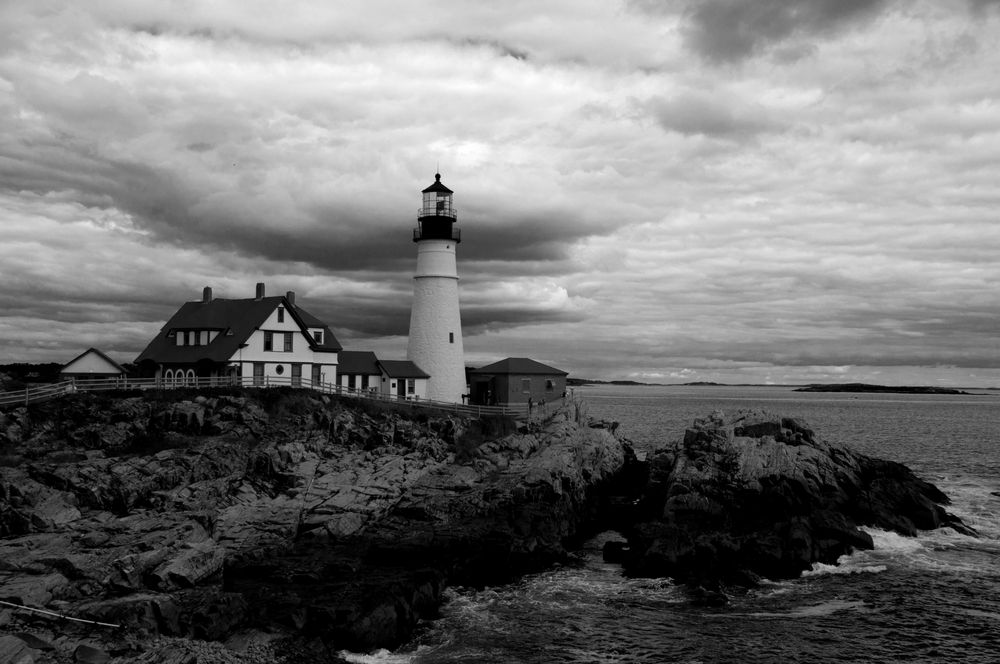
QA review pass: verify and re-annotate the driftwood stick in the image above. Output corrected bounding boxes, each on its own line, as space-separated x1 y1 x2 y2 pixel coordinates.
0 600 121 628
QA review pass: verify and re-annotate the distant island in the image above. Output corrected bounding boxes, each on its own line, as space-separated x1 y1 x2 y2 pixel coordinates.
567 378 663 386
795 383 971 395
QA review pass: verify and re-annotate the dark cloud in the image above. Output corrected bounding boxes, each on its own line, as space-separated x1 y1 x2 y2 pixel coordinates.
968 0 1000 12
639 0 892 63
461 304 586 336
0 133 601 275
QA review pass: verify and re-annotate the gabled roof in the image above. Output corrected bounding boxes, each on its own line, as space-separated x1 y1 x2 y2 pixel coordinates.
378 360 430 379
291 305 342 353
338 350 380 375
135 295 341 365
470 357 568 376
61 347 125 375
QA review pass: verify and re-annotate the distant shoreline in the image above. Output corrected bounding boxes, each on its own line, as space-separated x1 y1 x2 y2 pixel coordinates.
793 383 972 395
567 379 995 393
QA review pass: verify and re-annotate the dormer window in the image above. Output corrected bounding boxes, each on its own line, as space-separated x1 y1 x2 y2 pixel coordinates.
313 330 323 345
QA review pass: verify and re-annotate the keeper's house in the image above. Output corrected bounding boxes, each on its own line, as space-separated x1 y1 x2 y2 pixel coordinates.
135 283 341 387
469 357 568 406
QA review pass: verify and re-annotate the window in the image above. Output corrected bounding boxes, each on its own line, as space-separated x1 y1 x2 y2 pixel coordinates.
407 379 415 394
277 307 285 323
362 375 369 390
264 331 274 351
313 330 323 345
253 363 264 386
275 364 285 375
521 378 531 393
449 332 454 343
284 332 293 352
545 379 555 391
348 374 356 389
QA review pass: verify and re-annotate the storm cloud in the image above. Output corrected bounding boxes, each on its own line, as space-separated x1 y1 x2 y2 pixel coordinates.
1 0 999 386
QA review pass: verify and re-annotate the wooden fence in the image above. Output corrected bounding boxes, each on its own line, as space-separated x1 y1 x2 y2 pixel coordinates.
0 375 535 418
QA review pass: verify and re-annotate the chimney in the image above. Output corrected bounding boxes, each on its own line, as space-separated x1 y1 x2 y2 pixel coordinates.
286 290 296 306
255 282 265 300
202 286 213 303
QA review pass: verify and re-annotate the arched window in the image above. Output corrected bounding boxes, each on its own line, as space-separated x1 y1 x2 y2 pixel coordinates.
164 369 174 386
186 369 196 386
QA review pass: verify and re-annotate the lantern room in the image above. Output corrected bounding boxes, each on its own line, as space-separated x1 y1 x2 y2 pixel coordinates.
414 173 461 243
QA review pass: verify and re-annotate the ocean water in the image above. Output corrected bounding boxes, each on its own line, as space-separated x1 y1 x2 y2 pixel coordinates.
343 386 1000 664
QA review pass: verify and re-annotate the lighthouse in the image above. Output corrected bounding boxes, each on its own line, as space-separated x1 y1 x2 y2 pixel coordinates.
406 173 466 402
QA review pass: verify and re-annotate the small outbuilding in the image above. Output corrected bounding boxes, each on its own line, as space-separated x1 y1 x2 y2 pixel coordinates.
377 360 430 400
469 357 568 406
60 348 126 381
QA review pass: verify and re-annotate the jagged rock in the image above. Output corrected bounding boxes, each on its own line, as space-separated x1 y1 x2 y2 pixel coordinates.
150 541 225 590
107 549 172 592
0 635 35 664
623 409 973 586
0 571 70 606
0 470 81 535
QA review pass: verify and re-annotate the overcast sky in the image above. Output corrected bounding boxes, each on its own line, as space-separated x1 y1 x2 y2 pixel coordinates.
2 0 999 386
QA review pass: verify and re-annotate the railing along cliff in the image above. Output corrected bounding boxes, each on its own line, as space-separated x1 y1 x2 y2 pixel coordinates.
0 376 534 418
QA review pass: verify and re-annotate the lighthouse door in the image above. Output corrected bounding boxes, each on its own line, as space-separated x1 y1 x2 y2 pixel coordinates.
396 379 407 398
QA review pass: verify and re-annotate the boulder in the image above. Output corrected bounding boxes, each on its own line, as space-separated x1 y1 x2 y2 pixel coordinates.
623 410 973 586
73 644 111 664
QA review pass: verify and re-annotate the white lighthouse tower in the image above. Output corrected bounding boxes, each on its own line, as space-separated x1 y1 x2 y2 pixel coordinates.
406 173 466 402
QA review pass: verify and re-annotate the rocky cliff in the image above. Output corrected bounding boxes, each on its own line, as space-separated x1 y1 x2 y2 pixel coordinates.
1 395 971 661
0 389 630 662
